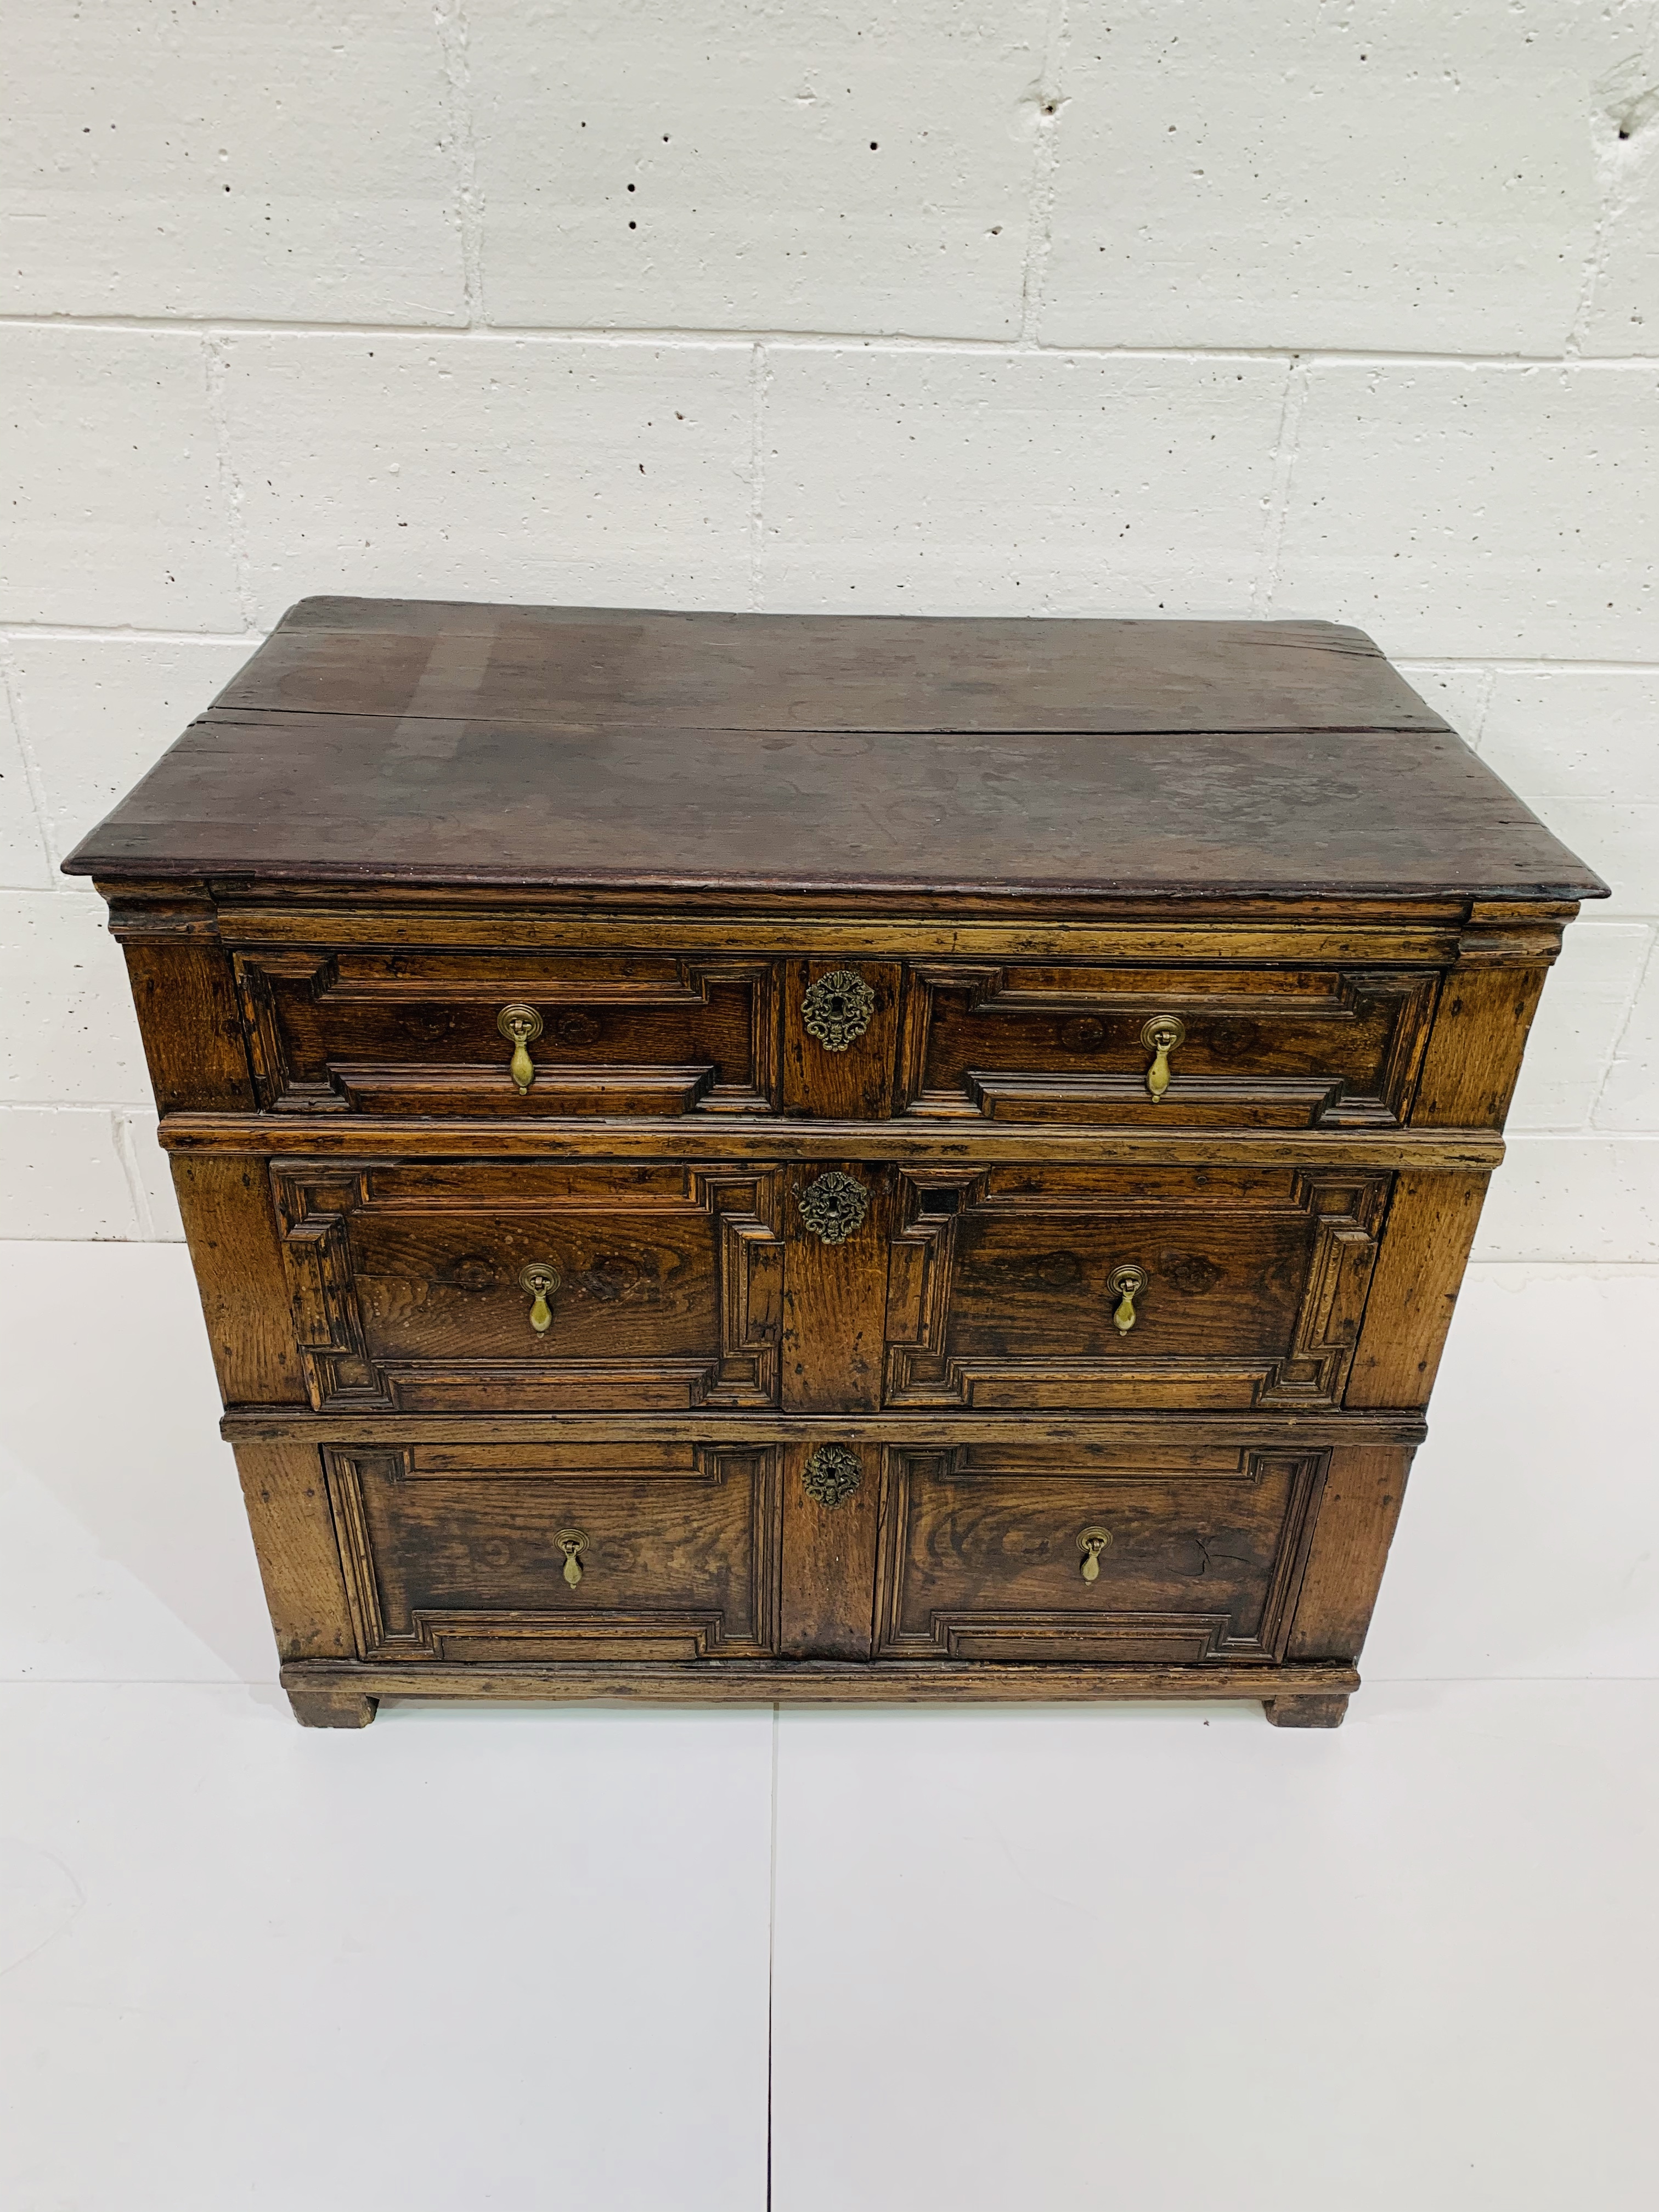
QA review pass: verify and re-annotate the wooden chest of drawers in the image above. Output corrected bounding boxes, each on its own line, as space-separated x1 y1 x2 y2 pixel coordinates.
67 600 1604 1728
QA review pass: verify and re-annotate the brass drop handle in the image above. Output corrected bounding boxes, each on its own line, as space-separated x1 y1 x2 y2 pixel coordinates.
1079 1527 1112 1583
1141 1014 1186 1101
559 1530 587 1588
520 1261 561 1333
1109 1263 1146 1335
498 1002 544 1092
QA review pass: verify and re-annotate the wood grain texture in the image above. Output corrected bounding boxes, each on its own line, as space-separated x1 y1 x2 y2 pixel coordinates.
289 1688 378 1728
119 936 256 1114
282 1654 1362 1707
782 958 901 1118
874 1441 1326 1665
1263 1694 1349 1728
1345 1174 1490 1408
1285 1444 1416 1660
220 1408 1429 1448
208 602 1449 733
66 713 1605 899
212 899 1474 965
236 947 772 1119
324 1442 780 1664
62 603 1605 899
266 1158 781 1415
780 1160 898 1411
170 1155 308 1404
779 1442 879 1660
230 1437 357 1661
1411 966 1550 1127
157 1114 1506 1172
902 963 1436 1130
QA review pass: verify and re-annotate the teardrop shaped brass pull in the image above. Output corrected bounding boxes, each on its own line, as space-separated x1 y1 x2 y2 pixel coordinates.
1141 1014 1186 1101
498 1002 544 1093
1079 1527 1112 1583
1108 1263 1147 1335
520 1261 561 1334
559 1530 587 1588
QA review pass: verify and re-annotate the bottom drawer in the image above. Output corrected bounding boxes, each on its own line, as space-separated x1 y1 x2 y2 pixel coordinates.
324 1441 780 1664
874 1440 1327 1665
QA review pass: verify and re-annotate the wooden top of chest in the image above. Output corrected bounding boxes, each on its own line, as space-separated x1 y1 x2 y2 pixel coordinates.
64 599 1605 903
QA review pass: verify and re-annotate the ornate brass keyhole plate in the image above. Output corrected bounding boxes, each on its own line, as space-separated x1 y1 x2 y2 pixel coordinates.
802 968 875 1052
798 1170 870 1245
802 1444 862 1508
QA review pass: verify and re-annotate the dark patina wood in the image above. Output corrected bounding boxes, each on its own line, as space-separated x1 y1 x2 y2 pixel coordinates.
68 601 1605 1726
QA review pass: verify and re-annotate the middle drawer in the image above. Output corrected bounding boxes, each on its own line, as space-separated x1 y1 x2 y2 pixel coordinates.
268 1157 1392 1417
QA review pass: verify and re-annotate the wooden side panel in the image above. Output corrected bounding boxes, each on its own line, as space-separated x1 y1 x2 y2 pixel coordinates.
1345 1172 1488 1408
780 1442 879 1660
121 937 255 1114
1411 965 1548 1128
171 1155 308 1405
230 1437 357 1660
1286 1444 1415 1660
783 958 901 1117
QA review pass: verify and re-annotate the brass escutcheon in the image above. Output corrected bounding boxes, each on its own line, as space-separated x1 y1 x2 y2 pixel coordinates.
1078 1527 1113 1583
797 1169 870 1245
498 1002 544 1092
1141 1014 1186 1101
558 1530 588 1588
802 1444 862 1509
802 968 876 1052
1108 1263 1147 1335
519 1261 561 1333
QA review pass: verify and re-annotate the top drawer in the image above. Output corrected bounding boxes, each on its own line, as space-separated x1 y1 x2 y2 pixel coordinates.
234 950 777 1116
899 964 1439 1129
227 942 1439 1131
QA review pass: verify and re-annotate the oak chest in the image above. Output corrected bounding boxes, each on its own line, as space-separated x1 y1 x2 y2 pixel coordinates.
67 601 1605 1728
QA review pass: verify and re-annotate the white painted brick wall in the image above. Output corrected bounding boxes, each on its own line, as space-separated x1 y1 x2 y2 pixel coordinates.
2 1 1656 1254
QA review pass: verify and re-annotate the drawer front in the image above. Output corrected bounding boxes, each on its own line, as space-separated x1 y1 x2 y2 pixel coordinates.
236 950 777 1115
876 1440 1326 1664
882 1165 1390 1410
272 1161 781 1413
326 1441 779 1664
900 964 1437 1127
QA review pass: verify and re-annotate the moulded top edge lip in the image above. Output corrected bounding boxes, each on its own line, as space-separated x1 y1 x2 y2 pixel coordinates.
61 852 1612 901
